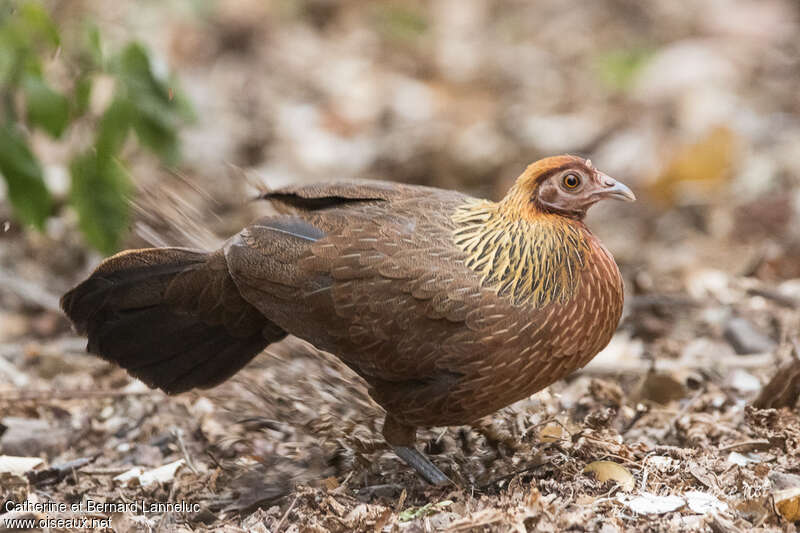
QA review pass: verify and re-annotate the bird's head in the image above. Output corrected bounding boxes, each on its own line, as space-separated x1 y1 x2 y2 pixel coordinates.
502 155 635 220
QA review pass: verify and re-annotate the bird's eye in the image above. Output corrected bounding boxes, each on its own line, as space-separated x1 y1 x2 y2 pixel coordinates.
562 173 581 189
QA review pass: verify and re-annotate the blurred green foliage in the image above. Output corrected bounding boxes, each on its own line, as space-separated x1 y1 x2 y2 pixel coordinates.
373 3 428 43
595 48 653 91
0 1 193 254
398 500 453 522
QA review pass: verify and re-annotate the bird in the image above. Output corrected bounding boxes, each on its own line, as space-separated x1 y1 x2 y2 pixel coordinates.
61 155 635 485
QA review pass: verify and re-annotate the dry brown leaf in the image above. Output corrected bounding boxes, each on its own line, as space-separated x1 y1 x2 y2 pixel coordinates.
753 354 800 409
323 476 339 491
632 372 688 404
0 472 29 502
112 459 185 487
539 422 568 443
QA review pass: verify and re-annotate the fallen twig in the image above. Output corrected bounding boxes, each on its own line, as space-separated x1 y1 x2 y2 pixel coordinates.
718 439 771 452
27 455 99 487
274 493 300 532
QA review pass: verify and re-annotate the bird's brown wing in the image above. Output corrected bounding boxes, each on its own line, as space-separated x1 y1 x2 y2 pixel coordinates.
225 182 511 384
261 179 445 215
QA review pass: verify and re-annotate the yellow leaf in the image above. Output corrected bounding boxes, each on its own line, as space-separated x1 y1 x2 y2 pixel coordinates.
583 460 635 491
649 125 738 207
775 487 800 522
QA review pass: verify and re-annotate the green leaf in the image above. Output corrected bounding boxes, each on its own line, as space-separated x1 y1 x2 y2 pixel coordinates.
73 74 92 116
0 28 17 81
96 97 133 160
132 109 180 165
86 23 102 67
0 3 12 21
0 123 52 228
115 43 172 104
163 76 195 121
17 2 59 48
398 500 453 522
22 74 70 137
0 19 32 86
69 151 132 254
110 42 193 163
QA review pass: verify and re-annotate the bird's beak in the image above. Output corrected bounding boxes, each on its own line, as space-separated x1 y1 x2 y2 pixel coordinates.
597 173 636 202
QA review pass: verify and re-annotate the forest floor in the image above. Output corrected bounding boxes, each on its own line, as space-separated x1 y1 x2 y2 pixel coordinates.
3 0 800 531
2 226 800 533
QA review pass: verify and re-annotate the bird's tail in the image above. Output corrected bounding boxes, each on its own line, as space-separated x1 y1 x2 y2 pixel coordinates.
61 247 284 393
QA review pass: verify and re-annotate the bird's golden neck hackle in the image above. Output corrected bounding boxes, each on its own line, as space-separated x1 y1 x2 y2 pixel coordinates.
452 199 590 308
499 182 545 220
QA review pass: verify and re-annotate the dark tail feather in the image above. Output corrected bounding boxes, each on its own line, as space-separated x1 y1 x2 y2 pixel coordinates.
61 248 285 393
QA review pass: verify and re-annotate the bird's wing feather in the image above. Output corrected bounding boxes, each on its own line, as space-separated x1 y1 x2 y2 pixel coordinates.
261 179 448 214
226 184 524 386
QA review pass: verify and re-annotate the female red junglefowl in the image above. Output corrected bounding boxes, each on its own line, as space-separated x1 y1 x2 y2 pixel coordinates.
61 155 634 484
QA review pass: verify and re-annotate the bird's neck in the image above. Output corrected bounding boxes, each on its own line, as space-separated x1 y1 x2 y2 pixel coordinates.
452 199 591 308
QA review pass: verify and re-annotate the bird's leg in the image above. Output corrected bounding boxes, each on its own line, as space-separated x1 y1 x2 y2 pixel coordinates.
390 437 451 487
383 415 451 486
393 446 450 486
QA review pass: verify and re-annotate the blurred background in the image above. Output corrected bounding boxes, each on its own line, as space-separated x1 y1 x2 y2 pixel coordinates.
2 0 800 530
2 0 799 269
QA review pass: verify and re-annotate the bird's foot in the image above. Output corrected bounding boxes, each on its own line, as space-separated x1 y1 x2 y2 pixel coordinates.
393 445 451 486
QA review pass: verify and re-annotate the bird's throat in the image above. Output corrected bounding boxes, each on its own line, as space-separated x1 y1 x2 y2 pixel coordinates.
452 200 590 308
